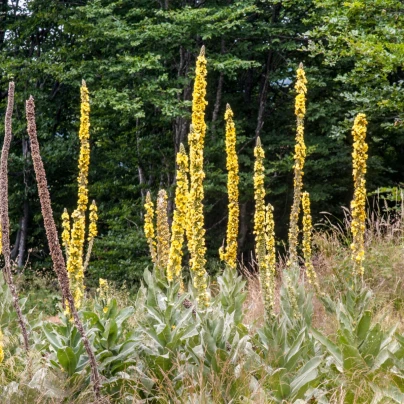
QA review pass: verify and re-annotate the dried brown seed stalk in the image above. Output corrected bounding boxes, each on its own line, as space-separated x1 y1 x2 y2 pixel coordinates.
25 96 101 399
0 82 30 351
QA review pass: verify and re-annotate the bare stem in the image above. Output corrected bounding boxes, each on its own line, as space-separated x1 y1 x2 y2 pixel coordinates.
0 82 30 351
25 96 101 400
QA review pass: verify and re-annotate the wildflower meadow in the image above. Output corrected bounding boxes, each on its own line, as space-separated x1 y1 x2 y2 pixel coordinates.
1 1 404 403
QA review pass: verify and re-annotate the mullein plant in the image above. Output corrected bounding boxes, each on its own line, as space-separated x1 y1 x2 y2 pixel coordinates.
97 278 110 313
0 82 30 351
302 192 320 294
156 189 171 271
219 104 240 270
144 191 157 265
66 80 91 309
265 203 276 316
167 144 189 284
288 63 308 268
253 137 275 317
350 114 368 278
84 200 98 271
61 208 70 259
26 95 101 398
188 46 209 307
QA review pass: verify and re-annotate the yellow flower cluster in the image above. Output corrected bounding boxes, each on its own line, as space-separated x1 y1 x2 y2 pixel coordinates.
188 46 209 307
77 80 91 213
68 210 85 308
302 192 320 293
288 63 308 268
265 203 276 315
88 200 98 241
144 191 157 265
66 81 91 309
219 104 239 270
253 137 271 314
98 278 109 313
61 208 70 255
350 113 368 277
0 328 4 363
156 189 171 270
167 144 189 283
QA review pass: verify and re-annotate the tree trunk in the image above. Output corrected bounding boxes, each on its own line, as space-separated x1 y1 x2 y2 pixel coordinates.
17 200 29 268
238 202 249 253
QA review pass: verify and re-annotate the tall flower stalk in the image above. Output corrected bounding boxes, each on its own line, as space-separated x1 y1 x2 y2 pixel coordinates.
0 82 30 351
188 46 209 307
288 63 308 268
350 113 368 278
61 209 71 258
84 200 98 271
253 137 271 315
144 191 157 265
219 104 239 270
26 95 101 398
66 80 91 308
156 189 171 271
265 203 276 316
167 144 189 283
302 191 320 293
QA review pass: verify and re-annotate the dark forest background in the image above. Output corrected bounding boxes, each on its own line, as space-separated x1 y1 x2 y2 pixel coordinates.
1 0 403 285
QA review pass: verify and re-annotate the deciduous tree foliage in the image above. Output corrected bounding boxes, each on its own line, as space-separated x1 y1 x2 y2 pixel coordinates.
0 0 403 284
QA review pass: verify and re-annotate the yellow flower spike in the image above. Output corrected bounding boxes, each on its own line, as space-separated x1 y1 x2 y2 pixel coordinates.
67 209 85 309
66 80 91 310
167 144 189 283
88 200 98 241
188 46 209 307
144 191 157 265
0 328 4 363
253 137 271 314
264 203 276 316
219 104 240 270
61 208 71 255
98 278 109 313
288 63 308 268
302 192 320 294
350 113 368 278
156 189 171 271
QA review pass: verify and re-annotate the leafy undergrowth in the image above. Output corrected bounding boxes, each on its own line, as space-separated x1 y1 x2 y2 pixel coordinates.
1 224 404 403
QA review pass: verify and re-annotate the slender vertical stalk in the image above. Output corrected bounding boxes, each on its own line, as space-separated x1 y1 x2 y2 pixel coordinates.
67 81 91 308
219 104 239 270
0 82 30 351
265 203 276 316
156 189 171 271
350 114 368 278
302 191 320 293
167 144 189 283
26 96 101 399
188 46 209 307
144 191 157 265
83 200 97 272
253 137 270 313
288 63 308 268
